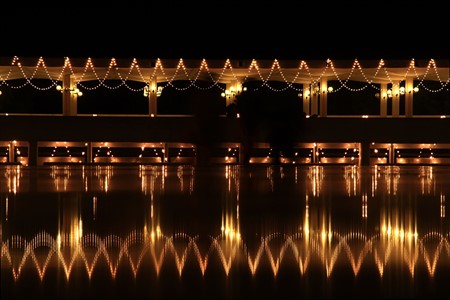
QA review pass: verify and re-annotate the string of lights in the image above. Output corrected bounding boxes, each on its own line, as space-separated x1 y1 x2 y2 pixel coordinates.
0 57 448 94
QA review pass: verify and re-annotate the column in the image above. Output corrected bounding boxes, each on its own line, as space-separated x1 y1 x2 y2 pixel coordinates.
405 77 414 117
238 143 245 165
319 78 328 117
62 74 78 116
86 142 92 164
310 83 319 116
8 142 14 163
388 143 395 164
391 83 400 117
380 83 388 117
303 83 310 115
359 142 370 166
148 77 157 117
312 143 318 164
163 142 170 163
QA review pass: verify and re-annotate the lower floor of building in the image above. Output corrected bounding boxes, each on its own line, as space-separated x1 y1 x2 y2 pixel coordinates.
2 140 450 166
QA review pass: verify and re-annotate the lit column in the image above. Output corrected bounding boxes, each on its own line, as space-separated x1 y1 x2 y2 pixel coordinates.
62 74 70 115
238 143 244 165
388 143 395 164
359 142 370 166
312 143 318 164
320 78 328 117
391 83 400 117
302 83 310 115
62 74 79 116
380 83 388 117
310 83 319 116
148 77 157 117
163 143 169 163
86 142 92 164
8 142 14 163
405 76 414 117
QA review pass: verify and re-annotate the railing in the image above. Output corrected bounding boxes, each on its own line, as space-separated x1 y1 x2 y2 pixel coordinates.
1 112 449 118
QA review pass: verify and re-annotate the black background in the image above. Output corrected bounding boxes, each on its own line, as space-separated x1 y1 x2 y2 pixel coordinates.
1 1 448 60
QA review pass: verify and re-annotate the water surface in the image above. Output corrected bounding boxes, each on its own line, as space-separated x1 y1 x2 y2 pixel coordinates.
1 165 449 299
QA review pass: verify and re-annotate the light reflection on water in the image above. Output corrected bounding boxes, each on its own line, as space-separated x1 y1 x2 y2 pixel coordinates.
1 164 449 299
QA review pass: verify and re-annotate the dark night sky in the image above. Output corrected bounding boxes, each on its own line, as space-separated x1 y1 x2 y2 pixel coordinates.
1 2 448 61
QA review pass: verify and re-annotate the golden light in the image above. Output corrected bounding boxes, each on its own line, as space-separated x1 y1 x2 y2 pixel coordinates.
56 85 83 96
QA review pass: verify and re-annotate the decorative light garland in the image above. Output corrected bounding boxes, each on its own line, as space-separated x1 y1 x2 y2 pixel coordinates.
0 57 448 95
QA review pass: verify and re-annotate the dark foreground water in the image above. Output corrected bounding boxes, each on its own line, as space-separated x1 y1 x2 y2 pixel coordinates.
1 164 449 299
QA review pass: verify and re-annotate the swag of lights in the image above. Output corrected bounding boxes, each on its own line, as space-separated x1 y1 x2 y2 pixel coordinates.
0 56 448 96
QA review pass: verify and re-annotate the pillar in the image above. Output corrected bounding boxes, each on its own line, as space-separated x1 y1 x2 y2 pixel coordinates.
312 143 318 164
319 78 328 117
163 142 170 163
8 142 14 163
86 142 92 164
148 77 158 117
238 143 245 165
391 83 400 117
380 83 388 117
310 83 319 116
302 83 310 115
405 77 414 117
388 143 395 164
62 74 78 116
359 142 370 166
